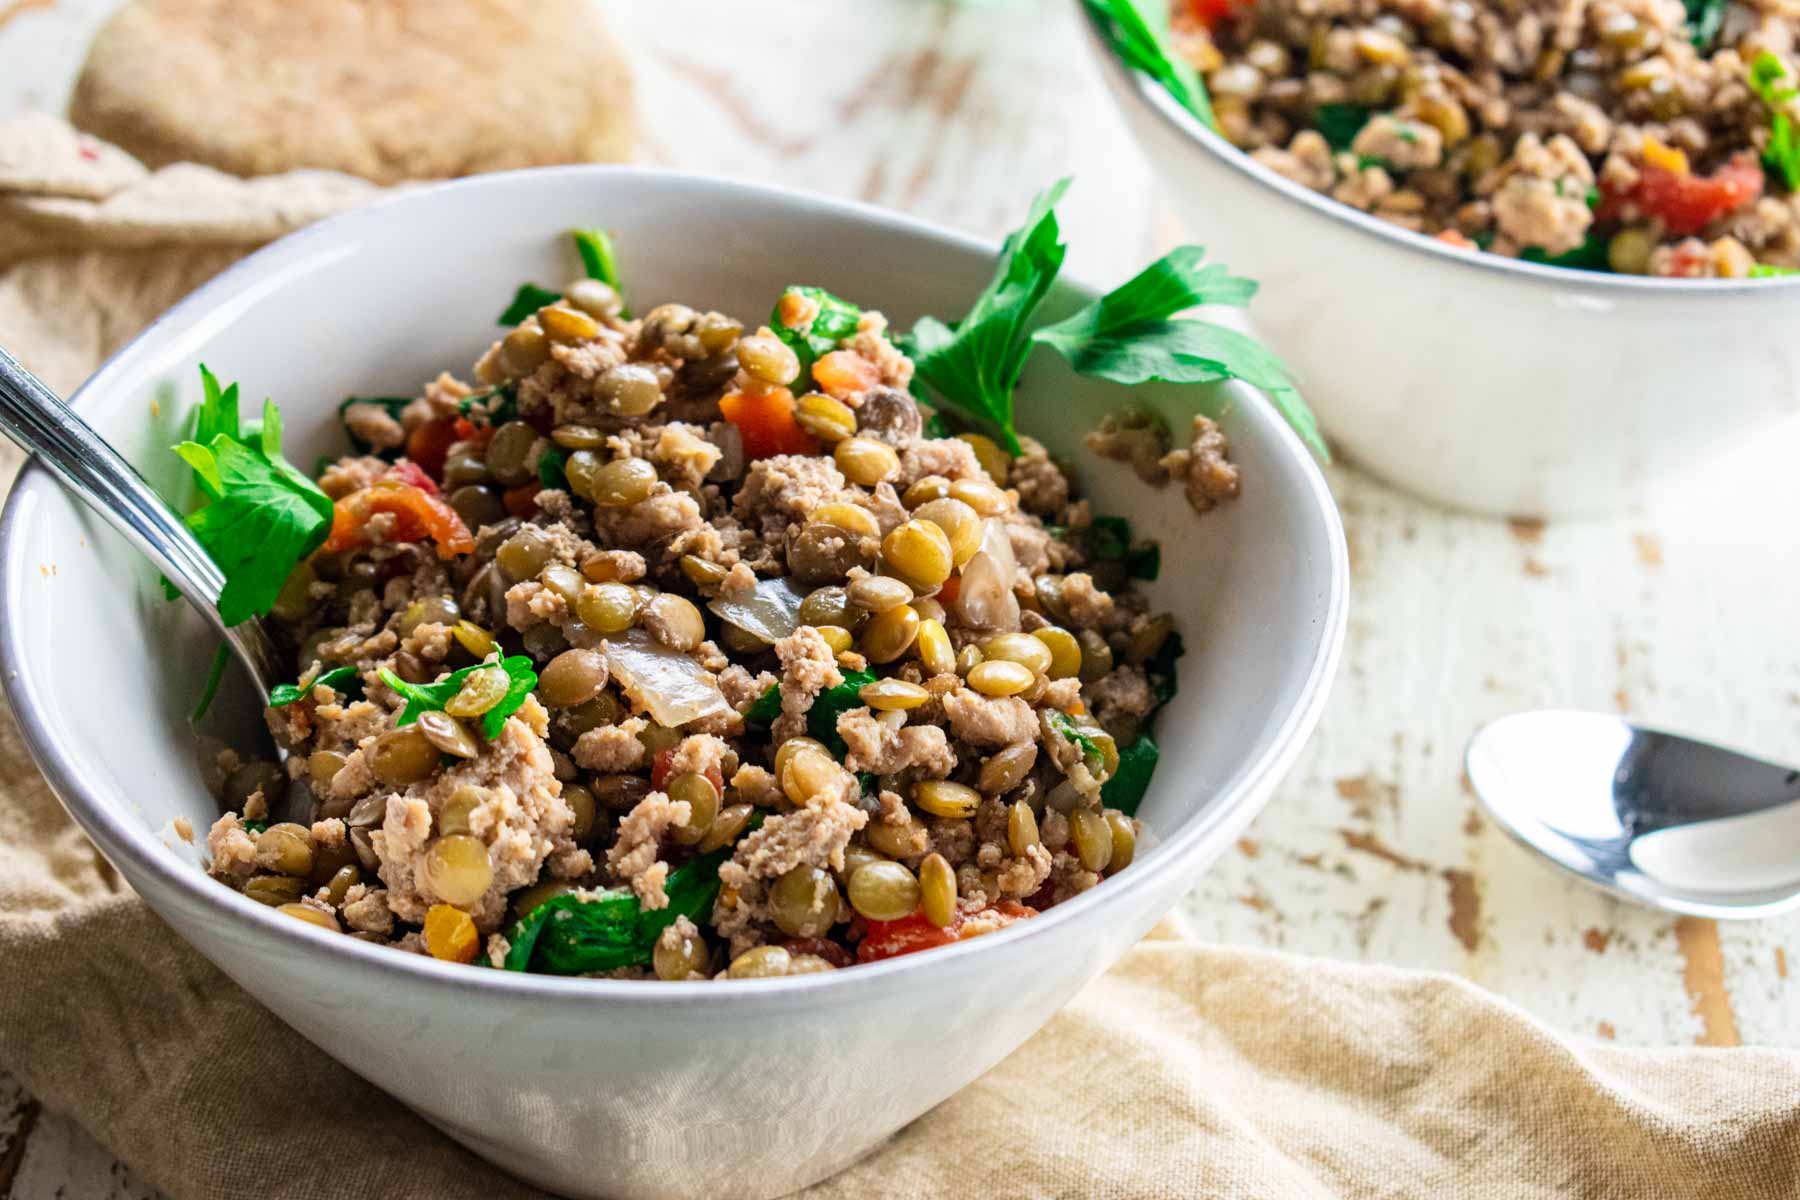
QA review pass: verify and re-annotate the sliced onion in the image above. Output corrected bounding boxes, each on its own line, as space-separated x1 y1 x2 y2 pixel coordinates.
601 628 731 728
707 576 808 645
954 519 1021 631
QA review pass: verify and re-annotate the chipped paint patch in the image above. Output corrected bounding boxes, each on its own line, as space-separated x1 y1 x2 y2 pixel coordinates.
1523 557 1550 578
1674 917 1741 1047
1444 868 1481 952
1507 517 1545 544
1596 1021 1617 1040
1340 829 1428 873
1235 837 1260 859
1777 947 1789 980
1633 533 1663 568
1334 773 1397 821
1582 927 1612 954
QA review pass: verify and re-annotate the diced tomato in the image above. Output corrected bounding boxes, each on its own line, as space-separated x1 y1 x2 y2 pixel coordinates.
502 483 542 519
404 418 457 481
810 351 879 400
857 902 1035 963
321 480 474 559
651 745 723 793
936 574 960 607
1600 154 1764 237
858 911 960 963
1183 0 1245 27
381 459 441 497
1435 230 1478 251
720 387 818 460
781 937 855 968
452 416 494 448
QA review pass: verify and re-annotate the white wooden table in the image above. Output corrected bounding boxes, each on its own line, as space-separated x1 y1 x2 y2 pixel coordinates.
3 0 1798 1193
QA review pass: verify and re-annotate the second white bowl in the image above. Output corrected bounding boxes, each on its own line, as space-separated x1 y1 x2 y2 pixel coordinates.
1080 6 1800 518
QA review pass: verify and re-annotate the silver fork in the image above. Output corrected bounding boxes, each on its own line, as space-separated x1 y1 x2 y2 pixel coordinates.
0 345 283 700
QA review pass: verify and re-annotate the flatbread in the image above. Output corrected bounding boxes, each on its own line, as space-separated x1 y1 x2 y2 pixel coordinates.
68 0 636 184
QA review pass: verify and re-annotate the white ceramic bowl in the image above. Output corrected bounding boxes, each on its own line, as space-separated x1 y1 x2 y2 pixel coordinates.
1079 7 1800 517
0 169 1346 1200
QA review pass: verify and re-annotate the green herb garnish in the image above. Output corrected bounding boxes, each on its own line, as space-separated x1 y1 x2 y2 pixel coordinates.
1686 0 1729 49
241 819 269 835
745 668 878 757
908 183 1323 461
573 228 629 317
498 284 562 327
269 665 360 708
771 287 864 391
1315 104 1372 152
537 444 568 490
1081 0 1214 129
907 179 1071 455
494 229 630 328
1751 263 1800 277
1749 53 1800 192
191 644 231 722
1520 236 1610 272
1051 515 1159 580
379 656 537 740
1101 733 1159 816
1031 243 1324 460
500 832 753 973
171 366 334 626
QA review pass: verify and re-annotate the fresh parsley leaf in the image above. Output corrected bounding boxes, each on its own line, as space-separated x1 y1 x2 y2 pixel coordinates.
457 386 517 426
744 684 782 728
379 656 537 739
1355 154 1394 173
1082 0 1215 129
573 228 629 317
744 668 878 756
1030 246 1325 460
336 395 411 456
1520 236 1610 272
269 665 360 708
500 830 754 973
1315 104 1372 152
1080 515 1161 581
1749 53 1800 191
1687 0 1728 49
1101 733 1159 817
191 643 231 722
241 819 269 835
537 444 568 490
1751 263 1800 277
771 287 864 390
906 179 1072 454
921 410 953 439
1145 629 1184 717
498 283 562 327
172 378 335 626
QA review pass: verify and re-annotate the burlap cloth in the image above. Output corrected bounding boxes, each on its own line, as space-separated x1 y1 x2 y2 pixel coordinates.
1 116 1797 1199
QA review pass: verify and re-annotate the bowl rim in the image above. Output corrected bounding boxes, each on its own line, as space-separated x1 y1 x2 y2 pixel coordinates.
1075 2 1800 296
0 164 1349 1008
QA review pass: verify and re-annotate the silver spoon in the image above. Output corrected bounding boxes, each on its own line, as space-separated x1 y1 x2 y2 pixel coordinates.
0 345 282 700
1466 710 1800 920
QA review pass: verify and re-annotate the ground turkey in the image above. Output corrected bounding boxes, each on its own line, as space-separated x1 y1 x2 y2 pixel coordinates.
372 704 569 933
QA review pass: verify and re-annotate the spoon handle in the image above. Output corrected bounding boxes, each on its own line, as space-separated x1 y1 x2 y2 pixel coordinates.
0 345 281 696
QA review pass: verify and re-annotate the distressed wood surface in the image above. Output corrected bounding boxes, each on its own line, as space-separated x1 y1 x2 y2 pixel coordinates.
2 0 1797 1192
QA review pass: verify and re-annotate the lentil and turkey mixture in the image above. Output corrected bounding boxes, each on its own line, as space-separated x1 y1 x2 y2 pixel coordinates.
196 234 1243 979
1158 0 1800 275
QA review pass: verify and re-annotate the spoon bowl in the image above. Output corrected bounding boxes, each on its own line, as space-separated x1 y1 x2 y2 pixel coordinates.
1466 710 1800 920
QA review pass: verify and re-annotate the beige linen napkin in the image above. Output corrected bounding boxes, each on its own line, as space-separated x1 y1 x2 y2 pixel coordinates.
2 119 1799 1200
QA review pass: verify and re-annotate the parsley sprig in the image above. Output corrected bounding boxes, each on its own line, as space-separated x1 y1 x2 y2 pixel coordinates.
378 656 537 740
170 366 334 626
771 286 864 392
1082 0 1214 130
905 181 1326 461
497 228 630 326
1749 53 1800 192
269 665 360 708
